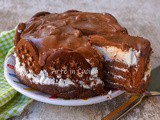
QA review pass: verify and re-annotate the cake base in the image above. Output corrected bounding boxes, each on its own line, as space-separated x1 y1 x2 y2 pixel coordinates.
15 71 106 99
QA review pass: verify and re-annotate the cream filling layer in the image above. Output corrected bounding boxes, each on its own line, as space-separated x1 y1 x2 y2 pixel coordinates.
110 66 128 72
108 63 151 82
143 63 151 81
94 46 140 67
14 54 103 89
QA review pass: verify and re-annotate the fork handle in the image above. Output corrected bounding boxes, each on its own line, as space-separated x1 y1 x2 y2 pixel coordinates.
102 95 145 120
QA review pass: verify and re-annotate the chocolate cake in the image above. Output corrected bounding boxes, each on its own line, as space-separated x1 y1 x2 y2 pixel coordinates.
14 11 152 99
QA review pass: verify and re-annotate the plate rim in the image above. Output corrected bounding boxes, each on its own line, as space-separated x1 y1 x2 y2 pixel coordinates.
4 55 125 106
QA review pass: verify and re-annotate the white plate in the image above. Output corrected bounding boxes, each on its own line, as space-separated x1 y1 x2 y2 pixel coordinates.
4 55 124 106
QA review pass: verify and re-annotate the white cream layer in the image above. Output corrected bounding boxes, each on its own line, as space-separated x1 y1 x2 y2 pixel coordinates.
110 66 128 72
14 54 103 89
94 46 140 67
143 63 151 81
108 63 151 82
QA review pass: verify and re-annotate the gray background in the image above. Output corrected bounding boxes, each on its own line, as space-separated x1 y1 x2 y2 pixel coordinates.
0 0 160 120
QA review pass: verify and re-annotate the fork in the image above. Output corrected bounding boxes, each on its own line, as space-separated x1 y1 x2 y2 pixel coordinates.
102 91 160 120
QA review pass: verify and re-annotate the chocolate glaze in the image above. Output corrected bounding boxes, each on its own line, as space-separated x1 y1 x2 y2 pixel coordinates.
89 34 151 57
15 11 127 67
